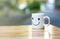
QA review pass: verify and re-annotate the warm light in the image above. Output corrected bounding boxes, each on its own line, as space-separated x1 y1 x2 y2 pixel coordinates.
44 25 53 39
29 25 32 39
44 32 50 39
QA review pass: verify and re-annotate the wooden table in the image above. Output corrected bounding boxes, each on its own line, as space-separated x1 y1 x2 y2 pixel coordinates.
0 25 59 39
0 25 32 39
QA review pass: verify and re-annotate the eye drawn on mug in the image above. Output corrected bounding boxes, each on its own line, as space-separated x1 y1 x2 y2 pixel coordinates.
32 17 40 26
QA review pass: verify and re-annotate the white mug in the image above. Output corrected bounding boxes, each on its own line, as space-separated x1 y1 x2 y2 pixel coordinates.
32 13 50 29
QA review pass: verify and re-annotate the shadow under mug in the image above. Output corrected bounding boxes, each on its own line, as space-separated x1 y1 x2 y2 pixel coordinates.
32 13 50 29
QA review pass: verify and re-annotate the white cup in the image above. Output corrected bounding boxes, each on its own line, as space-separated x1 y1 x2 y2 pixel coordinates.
32 13 50 29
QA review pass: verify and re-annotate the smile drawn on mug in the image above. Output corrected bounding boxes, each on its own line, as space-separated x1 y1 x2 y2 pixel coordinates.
33 22 40 26
32 18 40 26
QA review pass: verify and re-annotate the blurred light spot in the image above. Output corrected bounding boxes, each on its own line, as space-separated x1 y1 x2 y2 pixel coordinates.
18 2 27 9
40 3 46 11
48 0 55 4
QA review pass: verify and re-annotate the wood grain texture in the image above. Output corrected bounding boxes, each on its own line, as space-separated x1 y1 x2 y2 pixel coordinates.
0 25 60 39
0 25 32 37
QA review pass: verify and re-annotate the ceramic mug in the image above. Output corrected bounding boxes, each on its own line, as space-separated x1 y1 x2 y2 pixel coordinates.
32 13 50 29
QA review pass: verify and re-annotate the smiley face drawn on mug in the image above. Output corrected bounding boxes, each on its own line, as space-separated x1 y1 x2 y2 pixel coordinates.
32 17 40 26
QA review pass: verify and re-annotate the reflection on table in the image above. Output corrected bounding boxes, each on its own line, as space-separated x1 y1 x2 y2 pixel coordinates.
32 25 60 39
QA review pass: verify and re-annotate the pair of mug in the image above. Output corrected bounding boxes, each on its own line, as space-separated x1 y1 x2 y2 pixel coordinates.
32 13 50 29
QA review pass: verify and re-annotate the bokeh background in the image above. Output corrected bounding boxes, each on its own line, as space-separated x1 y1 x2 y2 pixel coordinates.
0 0 60 27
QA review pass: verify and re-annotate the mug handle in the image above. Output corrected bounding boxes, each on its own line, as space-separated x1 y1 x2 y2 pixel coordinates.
44 16 50 26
